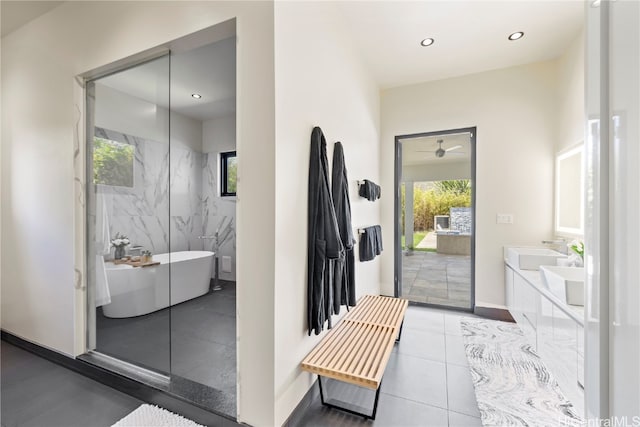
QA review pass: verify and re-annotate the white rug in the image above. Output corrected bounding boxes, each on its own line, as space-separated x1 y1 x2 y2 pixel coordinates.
112 404 205 427
460 318 583 427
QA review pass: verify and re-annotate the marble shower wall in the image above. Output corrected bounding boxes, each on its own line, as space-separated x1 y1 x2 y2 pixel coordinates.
170 145 204 252
96 127 204 256
202 152 236 281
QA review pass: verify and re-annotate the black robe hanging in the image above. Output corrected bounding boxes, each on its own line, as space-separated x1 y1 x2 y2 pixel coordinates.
331 142 356 310
307 127 345 336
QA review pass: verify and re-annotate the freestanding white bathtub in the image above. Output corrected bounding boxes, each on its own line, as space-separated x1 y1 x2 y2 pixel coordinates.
102 251 214 318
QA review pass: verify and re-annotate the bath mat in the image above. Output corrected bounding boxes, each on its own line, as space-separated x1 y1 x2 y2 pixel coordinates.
112 404 204 427
460 318 583 427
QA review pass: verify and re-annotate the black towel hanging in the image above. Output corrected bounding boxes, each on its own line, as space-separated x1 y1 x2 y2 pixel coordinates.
358 180 381 201
358 225 383 262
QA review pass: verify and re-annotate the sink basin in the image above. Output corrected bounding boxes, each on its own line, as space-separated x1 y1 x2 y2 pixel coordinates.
507 247 567 270
540 266 585 306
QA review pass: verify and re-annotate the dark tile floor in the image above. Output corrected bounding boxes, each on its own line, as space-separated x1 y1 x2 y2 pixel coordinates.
95 281 236 406
1 342 142 427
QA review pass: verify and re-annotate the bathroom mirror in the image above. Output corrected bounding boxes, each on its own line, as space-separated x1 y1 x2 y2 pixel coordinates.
555 143 584 235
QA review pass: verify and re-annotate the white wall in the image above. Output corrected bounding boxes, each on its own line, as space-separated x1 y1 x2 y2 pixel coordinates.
0 2 275 425
554 31 585 241
556 30 585 153
381 61 558 306
273 2 380 425
203 113 236 153
95 83 203 152
202 113 237 281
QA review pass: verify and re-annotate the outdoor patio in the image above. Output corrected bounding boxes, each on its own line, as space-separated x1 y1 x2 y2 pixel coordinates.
401 246 472 309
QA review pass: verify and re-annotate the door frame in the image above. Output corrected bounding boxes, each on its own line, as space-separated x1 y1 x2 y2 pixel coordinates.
393 126 477 312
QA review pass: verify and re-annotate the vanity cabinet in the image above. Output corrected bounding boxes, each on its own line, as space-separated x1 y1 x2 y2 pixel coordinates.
577 324 584 388
536 297 554 362
550 306 580 409
504 263 584 416
505 266 514 310
514 274 539 350
506 266 539 350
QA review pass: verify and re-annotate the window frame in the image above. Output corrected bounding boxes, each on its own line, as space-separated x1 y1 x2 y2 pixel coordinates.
220 151 237 197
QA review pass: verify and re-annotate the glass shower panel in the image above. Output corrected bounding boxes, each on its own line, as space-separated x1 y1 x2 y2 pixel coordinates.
86 54 171 374
167 38 237 405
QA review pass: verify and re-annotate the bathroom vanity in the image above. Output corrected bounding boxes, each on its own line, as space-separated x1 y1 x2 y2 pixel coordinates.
504 247 584 417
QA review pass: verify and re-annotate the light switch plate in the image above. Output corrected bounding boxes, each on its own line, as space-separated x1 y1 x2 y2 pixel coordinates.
497 213 514 224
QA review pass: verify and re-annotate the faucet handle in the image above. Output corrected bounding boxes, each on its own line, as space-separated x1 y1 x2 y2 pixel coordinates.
542 239 569 255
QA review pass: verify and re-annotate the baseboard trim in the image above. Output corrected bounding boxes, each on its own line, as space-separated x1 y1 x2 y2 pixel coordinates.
473 306 515 322
1 330 240 427
282 379 320 427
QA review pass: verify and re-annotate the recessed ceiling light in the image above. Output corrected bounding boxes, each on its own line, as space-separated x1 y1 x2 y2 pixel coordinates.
191 93 202 99
591 0 601 7
508 32 524 41
420 38 435 47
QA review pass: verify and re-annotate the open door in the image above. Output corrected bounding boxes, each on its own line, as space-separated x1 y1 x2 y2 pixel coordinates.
394 128 476 311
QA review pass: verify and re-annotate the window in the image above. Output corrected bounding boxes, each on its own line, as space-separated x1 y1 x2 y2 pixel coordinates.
221 151 237 196
93 136 134 188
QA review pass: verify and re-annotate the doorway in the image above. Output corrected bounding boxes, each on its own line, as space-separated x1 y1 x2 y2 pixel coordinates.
81 23 237 417
394 128 476 311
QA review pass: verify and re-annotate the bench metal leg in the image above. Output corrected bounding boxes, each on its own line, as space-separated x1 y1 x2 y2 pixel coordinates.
317 376 382 420
396 320 405 343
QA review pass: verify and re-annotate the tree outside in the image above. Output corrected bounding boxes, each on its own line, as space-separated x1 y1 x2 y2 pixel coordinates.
226 156 237 193
93 137 134 187
402 179 471 250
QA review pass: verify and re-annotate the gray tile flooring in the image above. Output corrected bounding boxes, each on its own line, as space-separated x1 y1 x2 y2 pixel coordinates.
401 251 472 309
1 342 143 427
296 305 483 426
3 303 482 427
96 282 236 400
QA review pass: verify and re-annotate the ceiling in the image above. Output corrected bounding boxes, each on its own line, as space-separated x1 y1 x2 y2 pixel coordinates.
2 1 584 119
334 1 584 88
98 37 236 121
1 1 64 37
401 133 471 166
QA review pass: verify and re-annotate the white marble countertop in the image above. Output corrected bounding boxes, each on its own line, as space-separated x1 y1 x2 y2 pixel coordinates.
505 260 584 327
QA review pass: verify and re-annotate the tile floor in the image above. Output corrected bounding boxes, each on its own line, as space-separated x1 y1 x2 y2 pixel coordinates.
296 305 483 426
401 251 472 309
1 342 143 427
96 282 236 401
2 303 482 427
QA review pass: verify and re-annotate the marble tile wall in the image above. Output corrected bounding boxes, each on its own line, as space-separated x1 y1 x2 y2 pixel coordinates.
170 145 204 252
93 127 236 280
96 128 204 256
201 152 236 281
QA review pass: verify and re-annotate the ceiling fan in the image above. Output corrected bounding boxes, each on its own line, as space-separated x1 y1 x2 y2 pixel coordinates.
418 139 464 158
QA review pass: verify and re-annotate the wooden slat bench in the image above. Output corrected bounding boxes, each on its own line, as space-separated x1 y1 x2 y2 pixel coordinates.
301 295 408 419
